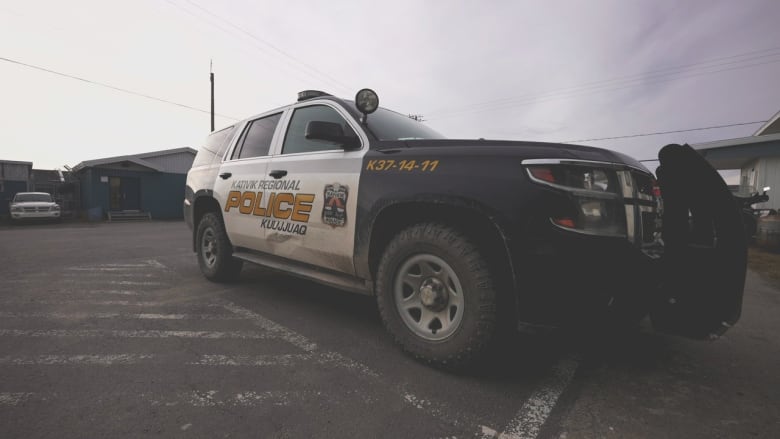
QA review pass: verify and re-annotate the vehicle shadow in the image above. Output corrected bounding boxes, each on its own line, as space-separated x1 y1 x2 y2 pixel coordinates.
234 266 679 382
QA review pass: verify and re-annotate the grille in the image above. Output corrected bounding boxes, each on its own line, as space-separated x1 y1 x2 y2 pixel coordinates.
22 207 49 212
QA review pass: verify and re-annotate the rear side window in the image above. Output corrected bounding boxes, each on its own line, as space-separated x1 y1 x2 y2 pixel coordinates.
232 113 283 160
192 125 237 167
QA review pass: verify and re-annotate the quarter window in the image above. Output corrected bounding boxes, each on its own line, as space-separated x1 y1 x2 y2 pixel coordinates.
233 113 283 159
282 105 357 155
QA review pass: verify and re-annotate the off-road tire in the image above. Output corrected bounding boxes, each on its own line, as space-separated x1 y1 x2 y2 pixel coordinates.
375 223 499 370
196 212 243 282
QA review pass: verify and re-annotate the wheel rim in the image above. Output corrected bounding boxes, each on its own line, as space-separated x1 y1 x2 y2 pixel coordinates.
393 254 464 341
201 227 217 268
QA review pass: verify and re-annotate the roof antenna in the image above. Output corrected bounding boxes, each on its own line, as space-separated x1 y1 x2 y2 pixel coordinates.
210 59 215 132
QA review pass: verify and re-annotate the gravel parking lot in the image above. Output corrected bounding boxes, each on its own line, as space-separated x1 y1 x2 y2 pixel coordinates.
1 221 779 438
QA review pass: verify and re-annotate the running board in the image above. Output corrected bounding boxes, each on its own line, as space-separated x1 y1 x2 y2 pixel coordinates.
232 249 373 295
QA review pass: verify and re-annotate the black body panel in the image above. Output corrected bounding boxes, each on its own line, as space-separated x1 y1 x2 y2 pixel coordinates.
353 139 657 325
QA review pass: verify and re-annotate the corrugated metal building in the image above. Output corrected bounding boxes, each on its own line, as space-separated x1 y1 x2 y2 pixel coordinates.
695 111 780 210
0 160 32 217
72 148 196 219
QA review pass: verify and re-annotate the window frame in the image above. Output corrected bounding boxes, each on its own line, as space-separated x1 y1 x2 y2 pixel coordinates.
228 111 285 161
272 101 367 157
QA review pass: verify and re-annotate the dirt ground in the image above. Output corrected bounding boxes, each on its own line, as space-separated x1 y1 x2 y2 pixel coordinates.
748 246 780 290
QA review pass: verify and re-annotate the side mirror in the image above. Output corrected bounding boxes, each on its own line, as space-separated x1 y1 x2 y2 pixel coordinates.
305 121 360 150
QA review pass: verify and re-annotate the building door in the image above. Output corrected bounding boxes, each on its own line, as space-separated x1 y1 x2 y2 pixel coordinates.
109 177 141 211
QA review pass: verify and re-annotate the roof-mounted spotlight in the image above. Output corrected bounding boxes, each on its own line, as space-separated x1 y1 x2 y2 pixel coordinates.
355 88 378 123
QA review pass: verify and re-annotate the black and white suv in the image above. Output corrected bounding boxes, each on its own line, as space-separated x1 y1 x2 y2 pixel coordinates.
185 89 747 368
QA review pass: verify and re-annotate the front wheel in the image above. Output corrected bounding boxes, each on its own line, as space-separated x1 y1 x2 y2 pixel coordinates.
196 212 243 282
375 223 501 369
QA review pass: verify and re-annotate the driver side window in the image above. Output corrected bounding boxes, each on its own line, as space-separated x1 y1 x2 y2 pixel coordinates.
282 105 357 155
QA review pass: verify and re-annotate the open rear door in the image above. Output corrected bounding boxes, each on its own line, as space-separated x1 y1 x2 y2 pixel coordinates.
651 144 747 339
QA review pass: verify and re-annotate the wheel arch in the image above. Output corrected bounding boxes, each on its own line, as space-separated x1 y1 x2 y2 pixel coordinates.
365 200 519 315
191 193 223 252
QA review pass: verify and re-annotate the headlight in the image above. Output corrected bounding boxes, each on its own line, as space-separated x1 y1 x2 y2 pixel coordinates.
524 162 627 237
526 164 619 194
51 205 61 211
11 206 22 212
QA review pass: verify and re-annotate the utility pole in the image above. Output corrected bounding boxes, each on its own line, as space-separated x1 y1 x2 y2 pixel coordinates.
210 60 215 132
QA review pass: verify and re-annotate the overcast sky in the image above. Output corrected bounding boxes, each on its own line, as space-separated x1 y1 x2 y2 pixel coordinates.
1 0 779 175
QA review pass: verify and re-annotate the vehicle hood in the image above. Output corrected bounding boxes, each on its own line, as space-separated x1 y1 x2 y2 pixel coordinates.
388 139 650 173
11 201 57 207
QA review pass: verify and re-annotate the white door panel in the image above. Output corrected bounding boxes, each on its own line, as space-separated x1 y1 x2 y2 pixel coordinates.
264 150 363 274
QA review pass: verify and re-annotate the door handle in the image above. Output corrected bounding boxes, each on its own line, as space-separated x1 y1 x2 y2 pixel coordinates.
219 172 232 180
269 170 287 179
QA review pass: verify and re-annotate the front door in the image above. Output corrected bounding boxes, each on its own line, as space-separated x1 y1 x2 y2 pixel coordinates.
652 143 748 339
109 177 141 211
264 102 366 275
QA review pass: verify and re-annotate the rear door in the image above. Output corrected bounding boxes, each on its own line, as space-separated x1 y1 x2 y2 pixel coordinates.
214 111 285 251
263 101 368 275
651 143 748 339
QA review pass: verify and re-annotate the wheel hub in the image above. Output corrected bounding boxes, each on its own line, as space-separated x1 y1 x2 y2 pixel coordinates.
419 277 448 311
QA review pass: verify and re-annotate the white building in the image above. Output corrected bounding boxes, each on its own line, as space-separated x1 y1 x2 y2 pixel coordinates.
695 110 780 210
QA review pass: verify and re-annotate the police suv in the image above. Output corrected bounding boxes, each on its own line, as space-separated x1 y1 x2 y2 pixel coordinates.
185 89 747 368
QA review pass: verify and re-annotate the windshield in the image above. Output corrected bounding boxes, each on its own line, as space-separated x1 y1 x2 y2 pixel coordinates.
13 193 52 203
366 108 446 140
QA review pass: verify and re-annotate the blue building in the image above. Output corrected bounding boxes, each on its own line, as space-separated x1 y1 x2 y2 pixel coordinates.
0 160 32 217
72 148 196 220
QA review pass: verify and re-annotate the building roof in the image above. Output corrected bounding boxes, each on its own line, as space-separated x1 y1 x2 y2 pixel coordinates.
0 159 33 166
72 147 197 173
754 109 780 136
693 132 780 169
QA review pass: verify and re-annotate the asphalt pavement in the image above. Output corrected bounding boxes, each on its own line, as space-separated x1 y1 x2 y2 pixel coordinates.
0 221 778 438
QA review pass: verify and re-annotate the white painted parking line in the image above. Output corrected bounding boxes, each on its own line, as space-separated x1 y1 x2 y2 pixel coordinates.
148 390 321 408
107 281 163 286
63 273 158 278
498 355 580 439
0 354 154 365
67 267 144 271
0 392 35 406
0 312 244 321
84 290 141 295
218 300 319 352
0 354 315 367
216 299 493 433
188 354 313 366
0 300 225 307
0 329 274 339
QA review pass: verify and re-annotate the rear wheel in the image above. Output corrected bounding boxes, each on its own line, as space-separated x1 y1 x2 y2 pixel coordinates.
375 223 501 369
196 212 242 282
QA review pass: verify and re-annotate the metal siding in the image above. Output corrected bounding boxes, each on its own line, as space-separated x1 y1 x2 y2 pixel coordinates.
757 157 780 210
0 181 29 215
140 172 187 219
0 162 31 181
142 152 195 174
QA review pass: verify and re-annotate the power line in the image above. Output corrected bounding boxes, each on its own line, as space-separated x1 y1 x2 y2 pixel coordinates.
184 0 351 93
0 56 240 120
560 120 767 144
427 47 780 120
428 47 780 116
164 0 351 95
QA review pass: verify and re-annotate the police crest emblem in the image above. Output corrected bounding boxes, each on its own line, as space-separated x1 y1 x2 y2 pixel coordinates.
322 183 348 227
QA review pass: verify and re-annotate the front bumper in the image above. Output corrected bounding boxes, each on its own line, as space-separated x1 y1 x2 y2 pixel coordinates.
11 211 61 220
517 229 660 326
